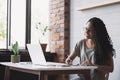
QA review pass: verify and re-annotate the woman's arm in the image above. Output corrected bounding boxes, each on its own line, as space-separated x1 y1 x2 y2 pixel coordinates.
65 40 84 64
81 55 114 73
65 51 77 64
96 55 114 73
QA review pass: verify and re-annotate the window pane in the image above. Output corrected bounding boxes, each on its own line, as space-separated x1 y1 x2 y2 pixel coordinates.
0 0 7 49
10 0 26 49
31 0 50 51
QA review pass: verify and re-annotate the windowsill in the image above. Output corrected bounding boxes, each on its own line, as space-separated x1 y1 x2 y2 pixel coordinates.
0 49 28 54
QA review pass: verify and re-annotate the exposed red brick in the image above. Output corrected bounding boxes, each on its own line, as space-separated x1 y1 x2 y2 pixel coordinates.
50 0 70 64
51 33 60 41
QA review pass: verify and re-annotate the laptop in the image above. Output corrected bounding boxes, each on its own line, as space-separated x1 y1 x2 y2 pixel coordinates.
26 44 68 66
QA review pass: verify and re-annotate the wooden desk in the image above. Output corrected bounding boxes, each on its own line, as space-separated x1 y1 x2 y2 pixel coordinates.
0 62 97 80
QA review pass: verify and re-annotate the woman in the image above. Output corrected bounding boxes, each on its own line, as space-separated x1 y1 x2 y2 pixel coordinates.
65 17 115 80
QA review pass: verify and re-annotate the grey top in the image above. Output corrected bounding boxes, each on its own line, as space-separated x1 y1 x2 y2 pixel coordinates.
74 39 106 80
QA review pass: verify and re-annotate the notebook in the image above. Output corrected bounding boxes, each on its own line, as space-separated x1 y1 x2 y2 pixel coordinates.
26 44 68 66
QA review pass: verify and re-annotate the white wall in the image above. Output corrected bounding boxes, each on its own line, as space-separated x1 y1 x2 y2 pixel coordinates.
70 0 120 80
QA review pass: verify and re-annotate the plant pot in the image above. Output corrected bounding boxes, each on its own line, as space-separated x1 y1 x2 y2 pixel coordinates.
11 55 20 63
40 43 47 53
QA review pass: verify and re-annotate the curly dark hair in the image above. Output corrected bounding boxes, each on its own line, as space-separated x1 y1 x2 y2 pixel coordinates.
88 17 115 65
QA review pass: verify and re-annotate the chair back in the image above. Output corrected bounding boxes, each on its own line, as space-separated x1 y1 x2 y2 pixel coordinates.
105 73 109 80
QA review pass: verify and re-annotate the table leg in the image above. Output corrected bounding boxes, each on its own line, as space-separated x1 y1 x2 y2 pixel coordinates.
38 72 47 80
4 66 10 80
84 70 91 80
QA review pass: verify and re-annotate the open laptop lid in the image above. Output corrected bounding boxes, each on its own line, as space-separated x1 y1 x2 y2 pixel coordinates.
27 44 47 65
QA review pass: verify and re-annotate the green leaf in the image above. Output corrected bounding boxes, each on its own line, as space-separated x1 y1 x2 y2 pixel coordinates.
12 41 19 55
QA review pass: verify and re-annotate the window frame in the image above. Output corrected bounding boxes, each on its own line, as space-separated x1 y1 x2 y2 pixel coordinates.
0 0 31 50
9 0 31 50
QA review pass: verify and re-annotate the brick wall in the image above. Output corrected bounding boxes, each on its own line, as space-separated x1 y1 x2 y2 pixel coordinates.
50 0 70 62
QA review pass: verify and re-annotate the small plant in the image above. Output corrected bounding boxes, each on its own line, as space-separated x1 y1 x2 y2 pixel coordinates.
12 41 19 55
35 22 49 36
35 22 50 52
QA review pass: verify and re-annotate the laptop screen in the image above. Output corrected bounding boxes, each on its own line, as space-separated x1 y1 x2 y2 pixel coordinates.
27 44 47 65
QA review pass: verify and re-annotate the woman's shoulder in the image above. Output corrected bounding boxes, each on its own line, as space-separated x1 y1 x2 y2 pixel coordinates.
77 39 85 43
76 39 85 46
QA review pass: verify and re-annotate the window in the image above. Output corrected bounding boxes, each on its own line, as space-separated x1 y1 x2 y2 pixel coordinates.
0 0 49 49
0 0 49 50
0 0 7 49
10 0 26 49
0 0 27 49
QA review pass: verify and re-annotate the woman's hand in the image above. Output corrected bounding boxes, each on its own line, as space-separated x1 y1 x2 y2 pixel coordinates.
81 59 94 66
65 57 72 65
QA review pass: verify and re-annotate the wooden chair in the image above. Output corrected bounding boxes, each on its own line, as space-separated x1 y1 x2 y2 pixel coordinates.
105 73 109 80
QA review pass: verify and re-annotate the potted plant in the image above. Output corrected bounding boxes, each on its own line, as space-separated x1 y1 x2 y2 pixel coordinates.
35 22 50 53
11 41 20 63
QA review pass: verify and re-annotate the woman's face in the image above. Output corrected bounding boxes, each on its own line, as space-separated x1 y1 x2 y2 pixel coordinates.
84 22 95 39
